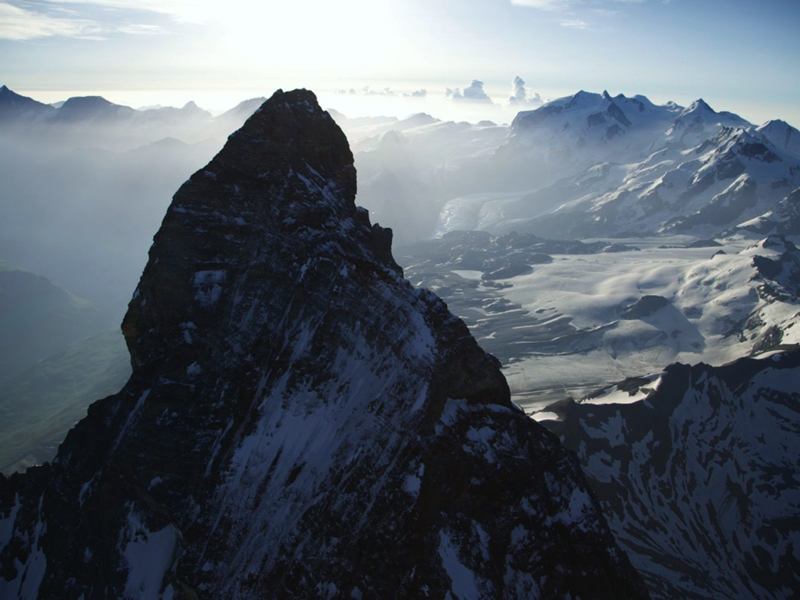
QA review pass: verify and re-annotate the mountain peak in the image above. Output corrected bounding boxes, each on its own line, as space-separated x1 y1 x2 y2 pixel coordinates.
51 95 134 123
60 94 114 107
687 98 715 114
0 85 55 118
0 88 648 598
123 87 399 368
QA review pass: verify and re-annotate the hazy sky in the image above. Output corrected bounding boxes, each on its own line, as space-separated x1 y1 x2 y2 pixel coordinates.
2 0 799 124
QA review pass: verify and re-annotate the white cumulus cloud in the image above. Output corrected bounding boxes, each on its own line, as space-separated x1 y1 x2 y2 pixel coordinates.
446 80 493 104
508 76 543 107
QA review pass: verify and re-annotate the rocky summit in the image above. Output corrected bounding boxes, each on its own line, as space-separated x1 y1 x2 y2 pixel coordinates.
0 90 648 599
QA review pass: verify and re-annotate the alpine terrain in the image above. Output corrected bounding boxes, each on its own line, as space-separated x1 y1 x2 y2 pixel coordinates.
541 348 800 599
0 90 649 599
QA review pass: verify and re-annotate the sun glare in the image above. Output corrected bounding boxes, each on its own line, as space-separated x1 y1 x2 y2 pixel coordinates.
208 0 397 75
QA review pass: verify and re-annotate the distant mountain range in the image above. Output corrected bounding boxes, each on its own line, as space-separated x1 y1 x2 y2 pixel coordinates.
7 85 796 248
323 88 800 245
485 92 800 239
0 85 261 141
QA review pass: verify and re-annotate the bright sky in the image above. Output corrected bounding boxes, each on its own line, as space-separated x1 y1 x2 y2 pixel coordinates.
2 0 799 125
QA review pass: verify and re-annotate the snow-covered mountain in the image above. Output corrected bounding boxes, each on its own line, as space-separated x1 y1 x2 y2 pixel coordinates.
507 91 681 177
657 98 749 150
757 119 800 159
500 123 800 240
0 90 648 599
735 186 800 237
433 92 800 241
539 347 800 599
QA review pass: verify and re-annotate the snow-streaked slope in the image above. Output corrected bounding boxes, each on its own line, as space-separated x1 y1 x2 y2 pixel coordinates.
484 123 800 240
656 98 749 150
734 186 800 240
756 119 800 160
539 348 800 600
510 91 681 173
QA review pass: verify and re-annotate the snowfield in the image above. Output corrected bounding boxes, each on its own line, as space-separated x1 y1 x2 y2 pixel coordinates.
401 234 800 412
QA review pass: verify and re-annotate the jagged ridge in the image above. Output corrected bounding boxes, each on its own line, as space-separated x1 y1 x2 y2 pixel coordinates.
542 349 800 599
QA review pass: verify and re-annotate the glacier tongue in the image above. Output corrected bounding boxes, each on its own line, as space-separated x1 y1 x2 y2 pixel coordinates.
0 89 648 599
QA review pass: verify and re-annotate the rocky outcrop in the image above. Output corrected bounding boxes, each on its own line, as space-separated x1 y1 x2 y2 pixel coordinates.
0 90 648 599
541 349 800 599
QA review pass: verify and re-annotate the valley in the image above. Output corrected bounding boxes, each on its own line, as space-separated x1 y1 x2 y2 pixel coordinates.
400 233 800 412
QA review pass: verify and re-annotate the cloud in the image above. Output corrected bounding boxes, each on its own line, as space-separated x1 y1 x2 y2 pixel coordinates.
0 2 102 40
43 0 386 27
0 0 223 42
560 18 590 28
446 80 493 104
337 86 427 99
116 23 165 35
511 0 644 30
0 1 172 40
511 0 644 10
511 0 572 9
508 76 543 107
46 0 208 23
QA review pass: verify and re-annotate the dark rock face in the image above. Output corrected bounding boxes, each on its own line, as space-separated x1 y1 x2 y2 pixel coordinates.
749 235 800 305
621 295 670 320
541 349 800 600
0 90 648 599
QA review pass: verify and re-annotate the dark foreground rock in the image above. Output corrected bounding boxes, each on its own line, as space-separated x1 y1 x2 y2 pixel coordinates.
0 90 648 599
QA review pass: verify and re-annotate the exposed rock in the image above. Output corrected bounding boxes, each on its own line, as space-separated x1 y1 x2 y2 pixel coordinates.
686 239 722 248
540 349 800 599
481 263 533 280
0 90 648 599
621 295 670 320
602 243 640 253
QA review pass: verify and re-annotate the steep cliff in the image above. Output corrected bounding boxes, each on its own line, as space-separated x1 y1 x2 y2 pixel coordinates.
0 89 647 599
